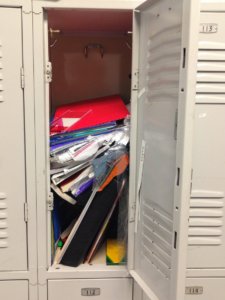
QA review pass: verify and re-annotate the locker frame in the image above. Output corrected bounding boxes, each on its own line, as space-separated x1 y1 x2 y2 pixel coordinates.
0 1 37 300
32 0 200 300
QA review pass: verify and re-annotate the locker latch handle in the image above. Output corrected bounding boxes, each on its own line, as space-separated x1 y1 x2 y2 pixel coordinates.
84 43 104 58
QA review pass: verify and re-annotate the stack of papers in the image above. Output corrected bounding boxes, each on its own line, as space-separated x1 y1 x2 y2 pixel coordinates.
50 95 130 267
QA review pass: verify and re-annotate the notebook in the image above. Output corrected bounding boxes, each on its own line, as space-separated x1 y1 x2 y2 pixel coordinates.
50 95 129 134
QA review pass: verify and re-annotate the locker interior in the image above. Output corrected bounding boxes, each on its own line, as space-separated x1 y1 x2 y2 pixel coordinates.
46 8 133 271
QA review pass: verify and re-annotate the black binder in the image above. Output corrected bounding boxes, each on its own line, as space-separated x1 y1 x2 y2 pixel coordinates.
60 173 126 267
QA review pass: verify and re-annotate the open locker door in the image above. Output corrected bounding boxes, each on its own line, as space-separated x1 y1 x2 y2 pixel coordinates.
129 0 200 299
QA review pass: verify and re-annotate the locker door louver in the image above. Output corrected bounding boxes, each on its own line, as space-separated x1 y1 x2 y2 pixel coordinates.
188 191 224 246
0 39 3 102
196 41 225 103
138 23 181 281
147 24 181 92
141 200 172 279
0 193 8 248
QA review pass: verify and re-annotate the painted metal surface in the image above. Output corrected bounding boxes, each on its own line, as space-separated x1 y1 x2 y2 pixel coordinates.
0 7 27 271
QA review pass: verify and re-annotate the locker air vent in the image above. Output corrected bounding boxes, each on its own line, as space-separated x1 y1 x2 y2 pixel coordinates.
188 193 224 246
147 25 181 92
0 193 8 248
196 41 225 103
0 40 3 102
0 42 7 248
141 200 172 279
139 24 182 280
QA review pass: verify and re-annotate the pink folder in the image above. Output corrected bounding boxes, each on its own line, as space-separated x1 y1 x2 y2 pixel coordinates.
51 95 129 134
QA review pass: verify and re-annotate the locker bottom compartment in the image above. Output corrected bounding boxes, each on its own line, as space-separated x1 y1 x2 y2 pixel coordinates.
48 278 133 300
0 280 28 300
185 278 225 300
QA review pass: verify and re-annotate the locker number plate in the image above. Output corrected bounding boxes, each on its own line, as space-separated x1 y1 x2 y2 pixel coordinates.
200 23 218 33
81 288 101 296
185 286 203 295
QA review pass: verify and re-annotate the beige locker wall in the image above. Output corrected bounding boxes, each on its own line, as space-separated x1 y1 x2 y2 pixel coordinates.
48 9 133 111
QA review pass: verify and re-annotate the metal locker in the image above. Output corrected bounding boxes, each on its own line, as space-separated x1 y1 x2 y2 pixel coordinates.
14 0 225 299
129 0 199 299
1 1 219 298
48 279 133 300
32 0 199 300
188 105 225 269
0 7 27 271
0 280 29 300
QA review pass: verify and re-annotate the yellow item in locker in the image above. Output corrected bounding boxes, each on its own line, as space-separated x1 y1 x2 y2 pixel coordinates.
106 239 126 265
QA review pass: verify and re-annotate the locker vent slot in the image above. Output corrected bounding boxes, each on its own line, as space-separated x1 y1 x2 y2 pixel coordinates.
147 25 181 92
141 200 172 278
188 197 224 246
0 41 7 247
196 41 225 103
0 40 3 102
173 231 177 249
0 193 8 248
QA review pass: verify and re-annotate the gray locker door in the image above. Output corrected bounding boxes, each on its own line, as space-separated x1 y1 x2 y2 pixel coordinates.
130 0 200 300
0 7 27 270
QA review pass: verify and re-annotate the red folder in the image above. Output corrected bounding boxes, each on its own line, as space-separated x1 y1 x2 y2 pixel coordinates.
51 95 129 134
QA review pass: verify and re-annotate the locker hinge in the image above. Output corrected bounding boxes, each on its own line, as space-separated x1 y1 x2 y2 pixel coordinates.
47 192 54 211
132 69 139 91
24 202 28 223
45 62 52 83
20 67 25 89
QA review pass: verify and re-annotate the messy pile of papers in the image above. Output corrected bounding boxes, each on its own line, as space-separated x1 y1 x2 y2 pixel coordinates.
50 95 130 267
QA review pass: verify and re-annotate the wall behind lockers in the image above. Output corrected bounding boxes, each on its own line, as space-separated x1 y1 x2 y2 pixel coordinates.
49 34 132 112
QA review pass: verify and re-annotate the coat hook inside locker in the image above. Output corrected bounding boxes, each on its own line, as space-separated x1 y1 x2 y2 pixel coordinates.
84 43 104 58
49 28 60 48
